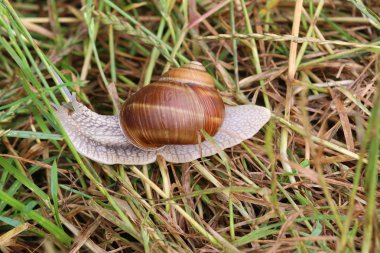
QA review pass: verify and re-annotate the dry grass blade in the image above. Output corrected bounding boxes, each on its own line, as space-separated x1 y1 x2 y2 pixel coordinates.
332 91 355 150
196 33 380 49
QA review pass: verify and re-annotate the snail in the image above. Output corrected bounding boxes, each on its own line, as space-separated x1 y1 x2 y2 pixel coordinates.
54 61 271 165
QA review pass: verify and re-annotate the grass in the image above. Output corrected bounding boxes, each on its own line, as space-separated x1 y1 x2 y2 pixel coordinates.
0 0 379 252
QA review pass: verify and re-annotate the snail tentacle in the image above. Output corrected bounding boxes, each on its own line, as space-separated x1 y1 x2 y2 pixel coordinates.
48 64 74 102
69 93 79 112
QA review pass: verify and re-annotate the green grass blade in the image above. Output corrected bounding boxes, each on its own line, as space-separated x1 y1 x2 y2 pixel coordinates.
0 189 71 245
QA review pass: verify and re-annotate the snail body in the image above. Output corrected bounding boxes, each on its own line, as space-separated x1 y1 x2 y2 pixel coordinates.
55 62 271 165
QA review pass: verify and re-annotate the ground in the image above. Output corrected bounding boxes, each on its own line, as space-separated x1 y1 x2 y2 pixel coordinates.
0 0 379 252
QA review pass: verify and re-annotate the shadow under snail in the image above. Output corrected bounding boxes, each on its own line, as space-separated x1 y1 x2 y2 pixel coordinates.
55 61 271 165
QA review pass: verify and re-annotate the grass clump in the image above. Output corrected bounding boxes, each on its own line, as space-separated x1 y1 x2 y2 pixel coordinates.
0 0 379 252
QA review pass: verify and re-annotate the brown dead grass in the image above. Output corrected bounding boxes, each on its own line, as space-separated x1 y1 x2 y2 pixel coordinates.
0 0 379 252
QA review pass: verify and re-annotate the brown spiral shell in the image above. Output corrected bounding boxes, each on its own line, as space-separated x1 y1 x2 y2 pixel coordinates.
119 61 225 149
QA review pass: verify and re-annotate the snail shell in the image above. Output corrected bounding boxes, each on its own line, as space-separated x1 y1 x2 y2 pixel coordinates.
120 61 225 149
54 62 271 165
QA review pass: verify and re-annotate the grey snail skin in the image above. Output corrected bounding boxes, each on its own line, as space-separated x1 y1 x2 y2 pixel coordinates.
54 61 271 165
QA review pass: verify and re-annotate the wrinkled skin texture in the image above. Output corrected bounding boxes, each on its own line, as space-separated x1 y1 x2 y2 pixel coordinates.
55 99 271 165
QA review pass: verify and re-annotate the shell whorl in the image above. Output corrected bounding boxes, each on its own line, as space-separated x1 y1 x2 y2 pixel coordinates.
119 61 225 149
159 61 215 88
